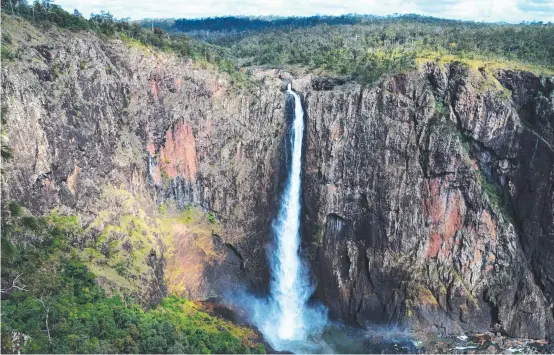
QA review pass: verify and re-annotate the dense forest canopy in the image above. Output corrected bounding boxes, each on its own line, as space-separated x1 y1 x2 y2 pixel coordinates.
137 14 551 35
3 2 553 85
226 20 554 78
138 14 554 82
171 15 362 32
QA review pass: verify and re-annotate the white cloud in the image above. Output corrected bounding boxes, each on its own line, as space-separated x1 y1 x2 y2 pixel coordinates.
55 0 554 22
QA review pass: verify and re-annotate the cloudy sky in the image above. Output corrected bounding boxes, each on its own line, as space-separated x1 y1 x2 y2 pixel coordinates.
55 0 554 23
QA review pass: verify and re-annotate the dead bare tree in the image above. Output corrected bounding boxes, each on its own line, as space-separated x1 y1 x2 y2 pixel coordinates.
34 297 52 344
1 273 26 294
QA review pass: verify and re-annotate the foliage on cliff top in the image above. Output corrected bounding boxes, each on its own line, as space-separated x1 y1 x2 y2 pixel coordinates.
0 203 264 354
133 15 554 82
147 15 554 83
4 4 553 86
225 18 554 81
0 2 241 80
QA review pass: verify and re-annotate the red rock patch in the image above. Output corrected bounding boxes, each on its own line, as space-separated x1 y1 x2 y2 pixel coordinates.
423 178 465 259
150 79 160 98
480 210 497 242
158 123 197 182
67 162 81 195
331 122 343 141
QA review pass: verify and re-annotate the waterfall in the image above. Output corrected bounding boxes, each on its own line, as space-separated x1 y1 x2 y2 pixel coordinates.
269 82 311 340
241 83 327 353
235 84 416 353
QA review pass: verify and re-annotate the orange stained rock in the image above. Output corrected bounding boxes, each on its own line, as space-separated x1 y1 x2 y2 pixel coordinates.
480 210 497 242
174 78 182 92
423 178 465 259
331 122 343 141
159 123 197 182
67 162 81 195
150 79 160 98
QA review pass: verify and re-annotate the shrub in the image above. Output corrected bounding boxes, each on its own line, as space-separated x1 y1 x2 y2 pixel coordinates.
0 205 265 354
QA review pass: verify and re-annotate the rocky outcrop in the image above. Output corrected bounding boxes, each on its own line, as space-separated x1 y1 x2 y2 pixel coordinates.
2 15 554 339
302 63 554 339
1 15 286 305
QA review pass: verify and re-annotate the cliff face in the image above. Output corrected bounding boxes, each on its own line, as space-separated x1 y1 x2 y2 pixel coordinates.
302 64 554 339
3 16 554 339
2 16 286 305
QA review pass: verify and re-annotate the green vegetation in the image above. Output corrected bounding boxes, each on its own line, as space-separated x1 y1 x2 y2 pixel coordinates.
0 1 241 80
135 15 554 84
1 46 15 60
311 224 325 248
81 187 170 295
1 106 12 162
208 212 216 224
171 15 362 34
477 170 503 209
224 18 553 82
1 203 264 354
476 170 510 224
4 5 553 88
1 24 15 60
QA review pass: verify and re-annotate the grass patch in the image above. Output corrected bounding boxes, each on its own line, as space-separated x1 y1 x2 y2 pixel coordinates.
477 170 505 213
1 46 14 60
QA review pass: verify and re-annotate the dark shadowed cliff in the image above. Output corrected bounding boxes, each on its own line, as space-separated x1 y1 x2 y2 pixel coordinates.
302 64 554 340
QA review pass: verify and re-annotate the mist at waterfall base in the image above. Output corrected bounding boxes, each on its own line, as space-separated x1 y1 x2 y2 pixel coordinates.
256 84 327 352
226 85 419 353
225 85 327 353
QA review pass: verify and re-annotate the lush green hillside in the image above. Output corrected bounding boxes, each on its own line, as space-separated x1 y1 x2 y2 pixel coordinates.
0 204 265 354
139 14 554 83
4 2 552 86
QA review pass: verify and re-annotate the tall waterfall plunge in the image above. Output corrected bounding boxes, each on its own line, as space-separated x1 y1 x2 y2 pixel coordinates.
270 83 311 340
235 83 328 353
245 83 328 352
233 85 421 354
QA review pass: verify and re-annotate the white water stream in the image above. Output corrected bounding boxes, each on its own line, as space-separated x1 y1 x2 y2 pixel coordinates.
269 83 311 340
243 83 327 352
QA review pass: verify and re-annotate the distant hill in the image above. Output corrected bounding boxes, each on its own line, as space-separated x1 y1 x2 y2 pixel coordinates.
137 14 366 33
133 15 554 80
136 14 551 36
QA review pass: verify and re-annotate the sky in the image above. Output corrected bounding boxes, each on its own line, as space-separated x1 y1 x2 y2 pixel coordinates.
55 0 554 23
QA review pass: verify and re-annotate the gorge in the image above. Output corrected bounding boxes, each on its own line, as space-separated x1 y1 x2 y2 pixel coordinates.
2 9 554 354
